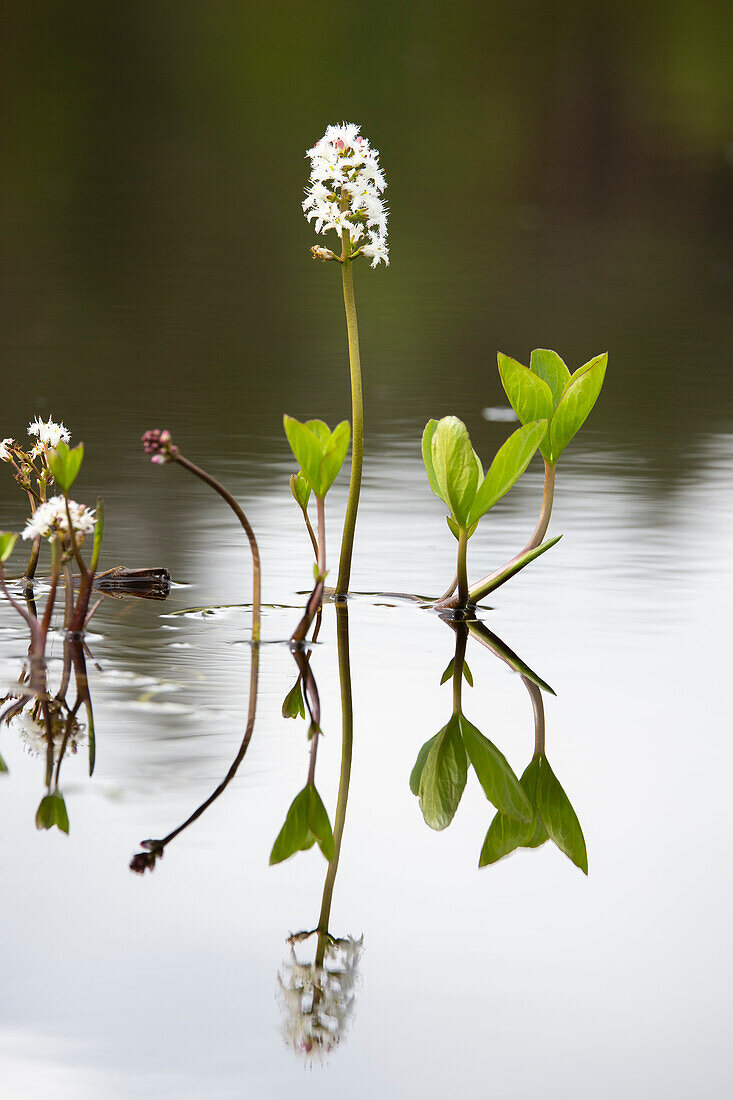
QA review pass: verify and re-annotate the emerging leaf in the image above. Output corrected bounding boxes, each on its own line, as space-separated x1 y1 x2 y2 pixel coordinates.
467 420 546 525
459 715 532 822
283 416 350 499
497 353 554 460
415 715 468 830
269 783 335 864
0 532 18 562
536 755 588 873
548 353 607 463
430 417 480 528
530 349 571 408
290 471 311 512
48 441 84 492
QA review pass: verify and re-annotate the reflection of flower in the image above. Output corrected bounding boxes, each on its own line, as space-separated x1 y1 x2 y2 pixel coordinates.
278 933 363 1062
21 496 96 541
27 416 70 448
6 701 84 762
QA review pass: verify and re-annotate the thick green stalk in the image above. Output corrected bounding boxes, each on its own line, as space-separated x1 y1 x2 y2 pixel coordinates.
459 459 557 607
336 258 364 598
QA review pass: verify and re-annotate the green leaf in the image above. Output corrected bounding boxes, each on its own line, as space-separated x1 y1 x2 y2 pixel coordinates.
462 661 473 687
269 784 334 864
318 420 350 497
497 353 553 461
409 733 439 794
459 715 532 822
430 417 480 528
467 420 547 525
530 349 571 409
282 680 306 719
421 420 441 499
35 791 70 834
479 757 548 866
47 441 84 492
548 353 607 463
416 714 468 830
290 472 311 512
283 416 350 498
0 532 18 562
0 752 8 774
536 755 588 873
89 497 104 574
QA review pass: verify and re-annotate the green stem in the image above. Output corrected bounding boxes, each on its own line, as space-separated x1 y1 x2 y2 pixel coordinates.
174 452 261 643
461 459 557 606
336 258 364 598
315 602 354 968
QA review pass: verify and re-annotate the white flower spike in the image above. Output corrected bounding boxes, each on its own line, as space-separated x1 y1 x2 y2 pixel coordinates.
22 496 96 542
303 123 389 267
27 416 71 448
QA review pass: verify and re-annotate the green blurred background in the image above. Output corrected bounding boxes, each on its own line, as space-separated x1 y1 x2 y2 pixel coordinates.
1 0 731 493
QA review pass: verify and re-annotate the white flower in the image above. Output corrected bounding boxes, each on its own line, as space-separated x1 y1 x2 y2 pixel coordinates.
304 123 389 266
0 438 14 461
27 417 71 448
22 496 96 541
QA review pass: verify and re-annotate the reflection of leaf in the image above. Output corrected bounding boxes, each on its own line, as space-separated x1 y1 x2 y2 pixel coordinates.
35 791 69 834
460 716 532 821
479 758 547 866
536 755 588 873
0 752 7 773
270 784 335 865
409 733 439 794
415 715 468 830
282 680 306 719
440 659 473 687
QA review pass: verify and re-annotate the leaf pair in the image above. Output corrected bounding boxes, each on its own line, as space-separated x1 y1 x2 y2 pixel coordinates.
422 417 546 532
35 791 70 834
269 783 335 864
498 349 607 465
283 416 350 499
48 440 84 492
410 713 532 831
479 754 587 873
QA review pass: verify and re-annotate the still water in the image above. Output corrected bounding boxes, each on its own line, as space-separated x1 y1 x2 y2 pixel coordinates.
2 3 733 1097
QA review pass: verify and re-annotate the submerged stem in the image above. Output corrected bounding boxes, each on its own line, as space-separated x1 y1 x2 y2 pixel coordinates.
336 257 364 598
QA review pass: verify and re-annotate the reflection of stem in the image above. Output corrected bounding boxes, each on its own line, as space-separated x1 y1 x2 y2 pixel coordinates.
140 643 260 855
174 452 262 643
315 603 354 968
457 528 469 608
522 676 546 757
452 622 467 714
336 256 364 599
